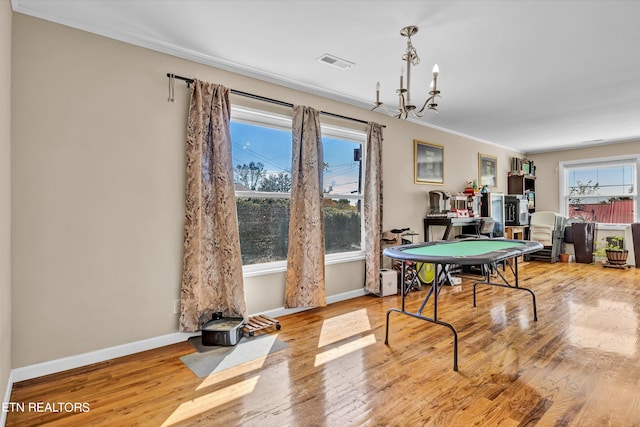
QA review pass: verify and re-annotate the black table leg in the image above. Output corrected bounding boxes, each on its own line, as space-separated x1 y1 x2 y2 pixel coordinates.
385 262 459 371
472 257 538 321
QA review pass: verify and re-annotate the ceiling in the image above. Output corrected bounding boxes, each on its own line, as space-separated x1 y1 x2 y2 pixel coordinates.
11 0 640 154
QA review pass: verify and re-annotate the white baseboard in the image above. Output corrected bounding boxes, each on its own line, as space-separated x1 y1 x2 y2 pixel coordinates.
258 288 367 318
2 370 14 427
10 332 199 384
8 288 366 386
327 288 367 303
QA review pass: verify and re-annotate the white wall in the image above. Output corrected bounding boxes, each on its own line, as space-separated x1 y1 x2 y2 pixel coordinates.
11 13 521 368
1 0 13 414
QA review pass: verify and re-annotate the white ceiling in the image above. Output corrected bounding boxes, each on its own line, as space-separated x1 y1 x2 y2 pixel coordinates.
11 0 640 154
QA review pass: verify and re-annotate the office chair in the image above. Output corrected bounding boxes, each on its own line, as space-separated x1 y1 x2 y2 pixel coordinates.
456 218 495 239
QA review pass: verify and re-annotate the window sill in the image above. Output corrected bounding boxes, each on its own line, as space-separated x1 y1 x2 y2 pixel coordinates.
242 251 365 278
326 251 366 265
595 223 630 232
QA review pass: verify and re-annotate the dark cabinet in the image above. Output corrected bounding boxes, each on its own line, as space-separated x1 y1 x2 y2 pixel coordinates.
507 174 536 213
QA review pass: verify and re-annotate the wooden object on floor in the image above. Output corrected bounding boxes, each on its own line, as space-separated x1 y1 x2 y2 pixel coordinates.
7 262 640 426
504 225 527 240
505 226 529 265
244 314 281 336
603 262 631 270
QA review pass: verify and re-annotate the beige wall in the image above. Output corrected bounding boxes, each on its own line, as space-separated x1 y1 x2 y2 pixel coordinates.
11 14 520 368
527 140 640 212
1 0 12 407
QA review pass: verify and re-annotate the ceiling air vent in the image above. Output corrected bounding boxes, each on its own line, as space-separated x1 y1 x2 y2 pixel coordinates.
316 53 354 70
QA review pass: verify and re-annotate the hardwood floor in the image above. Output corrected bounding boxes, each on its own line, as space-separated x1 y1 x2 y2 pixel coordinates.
7 261 640 426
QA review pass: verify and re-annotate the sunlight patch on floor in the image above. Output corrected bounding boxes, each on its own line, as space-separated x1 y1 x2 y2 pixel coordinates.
318 308 372 348
314 334 377 367
162 376 260 426
196 354 269 390
568 299 637 356
490 304 507 325
195 334 280 390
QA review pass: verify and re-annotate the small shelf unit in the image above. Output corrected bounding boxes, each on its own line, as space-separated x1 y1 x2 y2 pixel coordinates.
507 173 536 213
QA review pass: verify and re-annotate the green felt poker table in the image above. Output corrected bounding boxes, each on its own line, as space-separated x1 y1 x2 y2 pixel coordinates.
382 238 543 371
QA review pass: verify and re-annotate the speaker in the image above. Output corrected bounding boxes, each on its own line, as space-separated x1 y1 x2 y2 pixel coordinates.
380 269 397 296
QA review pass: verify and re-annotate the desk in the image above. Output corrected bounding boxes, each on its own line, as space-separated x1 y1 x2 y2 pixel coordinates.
382 238 543 371
423 216 481 241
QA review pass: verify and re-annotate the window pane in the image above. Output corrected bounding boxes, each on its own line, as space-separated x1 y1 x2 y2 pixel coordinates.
565 161 636 224
323 198 362 254
568 165 634 198
323 137 362 195
322 135 363 255
236 197 290 264
231 121 292 192
231 114 366 267
568 197 634 224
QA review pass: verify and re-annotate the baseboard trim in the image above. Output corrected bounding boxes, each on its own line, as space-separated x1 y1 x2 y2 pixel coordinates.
258 288 367 318
2 370 14 426
327 288 367 303
9 288 366 385
10 332 199 384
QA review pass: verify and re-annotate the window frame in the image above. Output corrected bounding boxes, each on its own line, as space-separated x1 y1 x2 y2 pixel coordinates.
230 106 367 277
559 154 640 229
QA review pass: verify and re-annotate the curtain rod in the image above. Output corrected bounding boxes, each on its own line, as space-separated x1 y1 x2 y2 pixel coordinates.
167 73 384 127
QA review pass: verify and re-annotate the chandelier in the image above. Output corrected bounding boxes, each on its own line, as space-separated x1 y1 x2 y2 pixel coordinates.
373 26 441 119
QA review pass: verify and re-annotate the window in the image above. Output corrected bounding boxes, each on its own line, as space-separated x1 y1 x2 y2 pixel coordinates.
559 155 639 224
231 106 365 272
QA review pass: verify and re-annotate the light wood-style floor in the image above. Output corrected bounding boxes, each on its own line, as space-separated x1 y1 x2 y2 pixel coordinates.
7 261 640 426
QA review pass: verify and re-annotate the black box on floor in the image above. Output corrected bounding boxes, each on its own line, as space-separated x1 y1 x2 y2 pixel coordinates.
201 312 244 346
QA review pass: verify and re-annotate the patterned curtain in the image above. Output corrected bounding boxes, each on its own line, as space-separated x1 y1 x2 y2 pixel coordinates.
364 122 384 294
284 105 326 308
180 80 248 332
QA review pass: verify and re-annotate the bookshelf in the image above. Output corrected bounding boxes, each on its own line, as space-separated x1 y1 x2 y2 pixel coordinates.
509 157 536 212
510 157 536 176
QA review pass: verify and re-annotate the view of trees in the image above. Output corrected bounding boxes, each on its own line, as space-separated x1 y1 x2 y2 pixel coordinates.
236 197 361 265
568 179 600 205
234 162 292 192
236 198 290 264
234 162 337 194
260 172 292 192
230 115 365 266
234 162 265 191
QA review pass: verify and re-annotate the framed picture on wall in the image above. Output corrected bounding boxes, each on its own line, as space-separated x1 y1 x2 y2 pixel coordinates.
478 153 497 189
414 140 444 185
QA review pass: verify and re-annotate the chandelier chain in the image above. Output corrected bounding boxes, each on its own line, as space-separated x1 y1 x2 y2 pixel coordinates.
404 37 420 66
